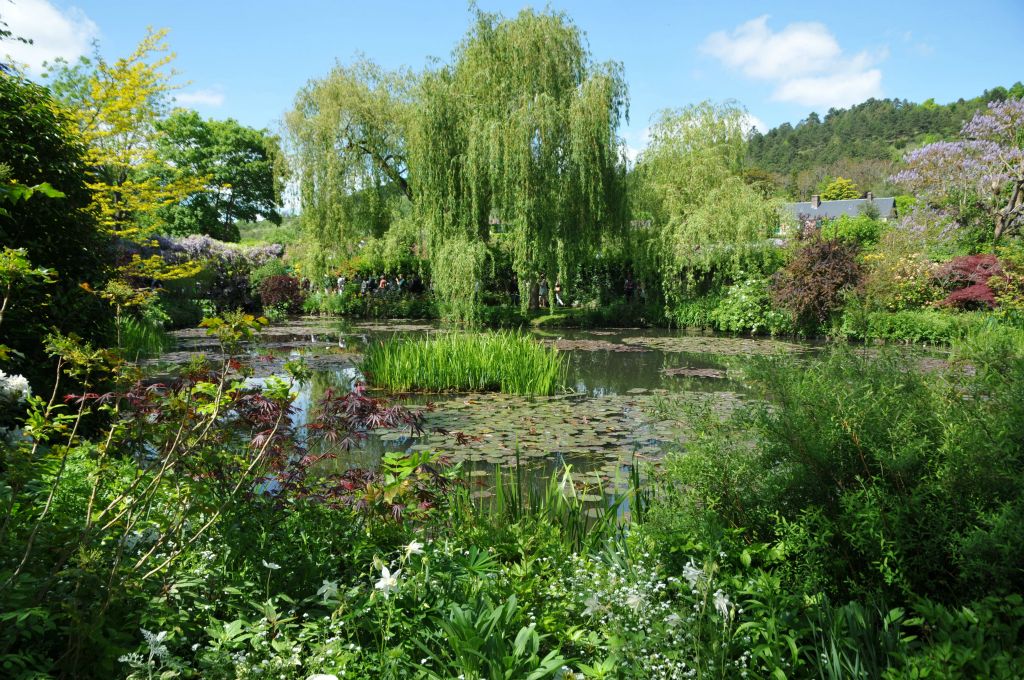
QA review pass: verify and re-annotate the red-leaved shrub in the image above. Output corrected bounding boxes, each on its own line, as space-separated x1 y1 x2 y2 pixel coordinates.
941 284 997 309
934 254 1002 309
259 275 305 313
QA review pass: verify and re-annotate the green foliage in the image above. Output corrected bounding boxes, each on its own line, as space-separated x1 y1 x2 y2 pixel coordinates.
820 213 885 246
412 7 628 314
431 237 488 324
653 337 1024 602
529 301 663 329
286 57 414 278
362 331 565 395
248 257 290 291
154 110 284 241
834 307 1023 345
746 86 1017 190
633 101 781 306
711 275 792 335
116 315 173 360
303 289 438 320
668 294 720 329
859 229 943 311
0 73 111 387
992 240 1024 323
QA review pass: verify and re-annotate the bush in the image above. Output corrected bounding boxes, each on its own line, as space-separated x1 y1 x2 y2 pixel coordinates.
711 275 792 335
0 72 111 387
935 253 1002 309
652 336 1024 602
820 213 885 247
248 258 290 291
833 308 1019 344
668 294 720 329
529 301 663 329
771 236 862 332
258 275 304 314
303 290 439 320
860 231 942 311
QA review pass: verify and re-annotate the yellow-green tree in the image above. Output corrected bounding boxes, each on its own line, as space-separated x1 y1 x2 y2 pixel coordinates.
821 176 861 201
46 28 204 330
47 28 207 241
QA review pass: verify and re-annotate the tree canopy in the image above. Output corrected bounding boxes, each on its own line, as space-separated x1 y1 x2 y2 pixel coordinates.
286 58 416 275
286 8 628 320
155 110 285 242
632 101 779 304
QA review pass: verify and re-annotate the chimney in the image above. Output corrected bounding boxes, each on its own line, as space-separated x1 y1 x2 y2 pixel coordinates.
811 195 821 209
866 191 874 201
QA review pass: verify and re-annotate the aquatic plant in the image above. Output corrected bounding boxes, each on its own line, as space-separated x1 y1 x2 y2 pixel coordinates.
362 331 565 396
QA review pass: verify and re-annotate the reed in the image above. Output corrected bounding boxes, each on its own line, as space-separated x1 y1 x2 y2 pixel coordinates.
117 316 174 360
362 330 565 395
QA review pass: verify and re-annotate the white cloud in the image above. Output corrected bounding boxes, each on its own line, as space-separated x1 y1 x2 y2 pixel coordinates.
1 0 98 73
175 88 226 107
742 113 767 136
701 15 884 110
772 69 882 108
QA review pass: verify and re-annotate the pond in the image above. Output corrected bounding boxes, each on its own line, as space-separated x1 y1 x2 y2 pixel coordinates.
157 318 939 501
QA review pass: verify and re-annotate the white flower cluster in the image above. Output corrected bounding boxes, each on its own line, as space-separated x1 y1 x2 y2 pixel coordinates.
0 370 30 404
548 549 748 680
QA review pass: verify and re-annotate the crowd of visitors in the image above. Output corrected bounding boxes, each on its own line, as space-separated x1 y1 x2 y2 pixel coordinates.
343 272 427 297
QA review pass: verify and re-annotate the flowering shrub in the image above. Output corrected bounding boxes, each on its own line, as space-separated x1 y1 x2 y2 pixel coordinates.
892 98 1024 244
711 275 792 335
991 243 1024 321
547 551 752 679
860 243 941 312
157 234 285 312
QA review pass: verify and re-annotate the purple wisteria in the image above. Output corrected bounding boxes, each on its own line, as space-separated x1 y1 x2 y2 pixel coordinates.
892 98 1024 242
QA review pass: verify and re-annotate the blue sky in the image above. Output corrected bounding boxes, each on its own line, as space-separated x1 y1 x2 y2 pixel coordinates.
4 0 1023 155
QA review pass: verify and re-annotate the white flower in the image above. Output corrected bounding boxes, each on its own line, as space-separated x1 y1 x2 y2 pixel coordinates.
0 371 30 403
682 560 703 588
625 592 644 610
262 559 281 570
306 675 339 680
582 595 602 616
713 589 731 618
374 566 401 598
404 540 424 559
665 612 682 627
316 579 339 602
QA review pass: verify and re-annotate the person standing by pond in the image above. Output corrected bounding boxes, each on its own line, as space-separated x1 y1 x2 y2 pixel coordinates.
554 281 565 307
539 276 549 308
624 273 635 301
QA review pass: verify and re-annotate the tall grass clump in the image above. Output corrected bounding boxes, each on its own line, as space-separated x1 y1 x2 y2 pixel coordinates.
362 331 565 395
117 316 174 359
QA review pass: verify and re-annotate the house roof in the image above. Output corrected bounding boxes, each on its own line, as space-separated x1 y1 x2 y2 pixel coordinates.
783 197 897 220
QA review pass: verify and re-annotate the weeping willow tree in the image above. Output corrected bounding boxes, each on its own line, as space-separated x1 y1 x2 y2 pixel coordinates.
633 101 780 310
409 8 629 321
286 58 416 278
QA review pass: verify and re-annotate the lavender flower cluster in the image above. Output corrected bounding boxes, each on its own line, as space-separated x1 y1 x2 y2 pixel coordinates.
157 235 283 268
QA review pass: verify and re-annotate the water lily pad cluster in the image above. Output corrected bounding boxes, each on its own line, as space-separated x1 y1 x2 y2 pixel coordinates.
370 390 743 485
620 335 808 355
542 338 649 352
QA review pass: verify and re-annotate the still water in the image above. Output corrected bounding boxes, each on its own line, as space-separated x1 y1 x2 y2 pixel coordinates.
161 317 927 498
